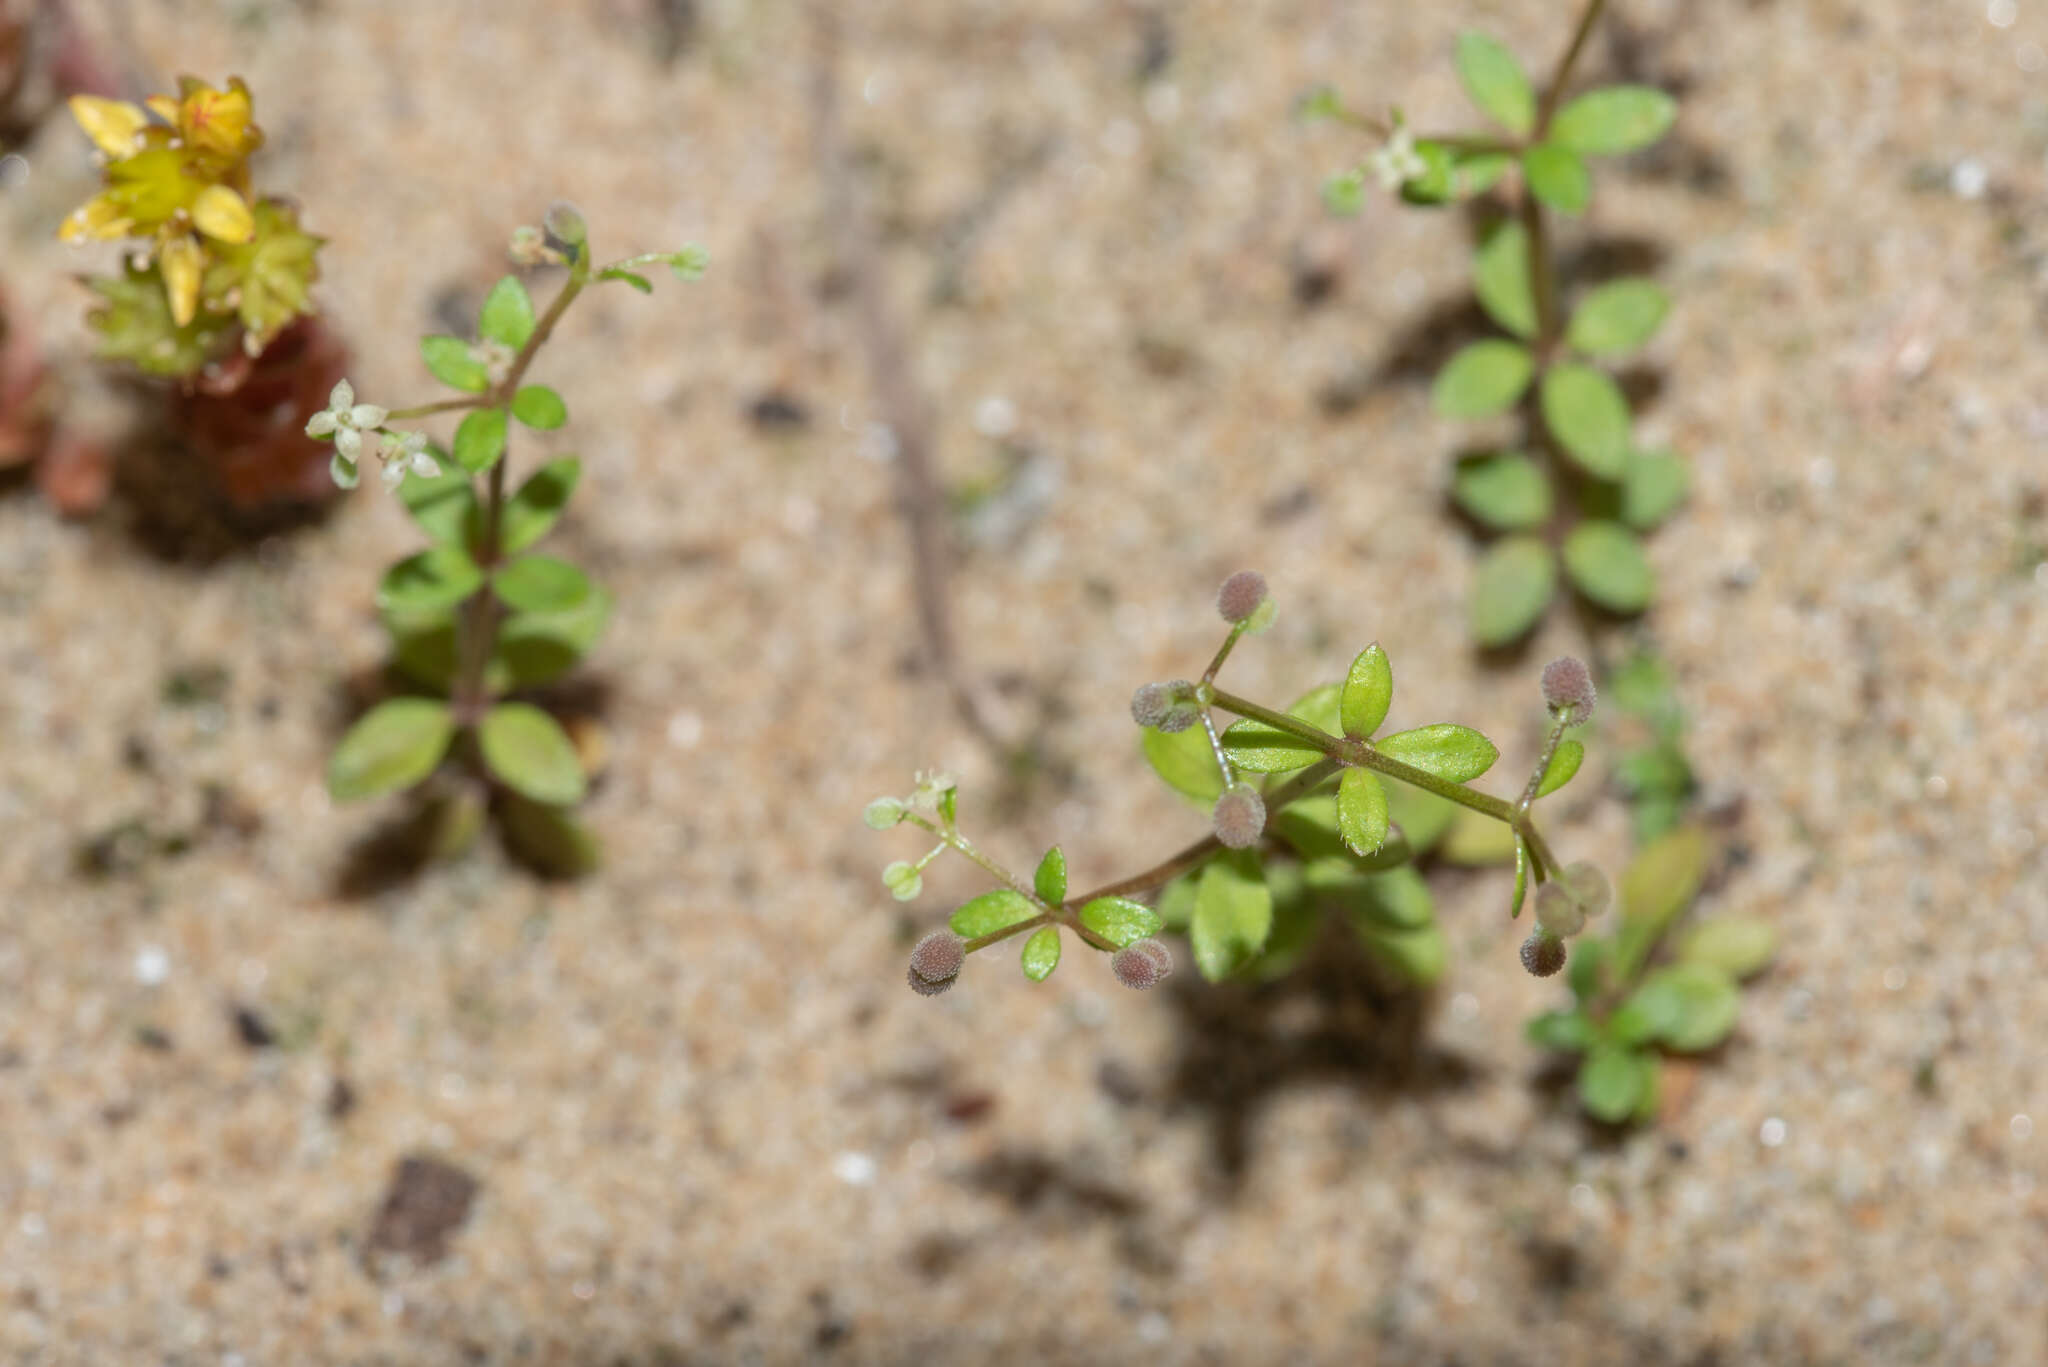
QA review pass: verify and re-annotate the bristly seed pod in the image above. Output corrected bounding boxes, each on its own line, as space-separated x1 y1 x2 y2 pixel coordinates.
1217 570 1269 625
1540 656 1597 726
1130 681 1175 728
1112 938 1174 990
1520 929 1567 977
908 930 965 995
1212 783 1267 849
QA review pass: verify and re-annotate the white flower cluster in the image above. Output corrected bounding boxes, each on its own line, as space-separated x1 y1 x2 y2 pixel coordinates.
306 380 441 491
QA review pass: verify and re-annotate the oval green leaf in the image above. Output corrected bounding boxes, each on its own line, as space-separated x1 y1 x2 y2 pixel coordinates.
1472 220 1536 340
1285 682 1344 739
1641 962 1741 1052
1622 448 1689 531
499 792 600 878
1679 917 1777 980
1336 767 1389 857
494 587 612 690
949 887 1037 939
511 384 568 431
419 335 489 393
1522 142 1591 215
599 267 653 294
1452 453 1552 531
327 697 455 801
1552 85 1678 156
1579 1045 1654 1123
1564 520 1654 613
493 555 592 614
1020 925 1062 982
1433 339 1535 418
478 702 587 806
1190 851 1272 981
1079 896 1163 948
396 461 476 546
1470 535 1557 646
378 545 484 615
1397 140 1456 205
1567 278 1670 357
1536 738 1586 797
501 456 581 554
452 407 509 475
1340 643 1392 739
1033 846 1068 905
1375 723 1498 783
1142 723 1224 803
1276 800 1413 869
1526 1009 1596 1053
1221 718 1330 774
1454 31 1535 136
478 276 536 349
1540 363 1631 479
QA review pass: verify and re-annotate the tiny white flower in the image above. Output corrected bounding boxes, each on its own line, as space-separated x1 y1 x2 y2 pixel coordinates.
329 379 354 412
1366 121 1427 191
380 459 408 490
335 426 362 462
305 410 339 437
330 453 359 489
349 402 389 430
409 449 441 478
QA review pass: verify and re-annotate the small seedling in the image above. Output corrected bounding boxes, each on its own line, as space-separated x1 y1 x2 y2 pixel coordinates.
1306 1 1688 645
312 203 707 872
869 572 1608 995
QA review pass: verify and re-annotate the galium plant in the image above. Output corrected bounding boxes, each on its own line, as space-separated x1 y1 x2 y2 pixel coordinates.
871 572 1611 997
316 203 707 872
1306 1 1689 646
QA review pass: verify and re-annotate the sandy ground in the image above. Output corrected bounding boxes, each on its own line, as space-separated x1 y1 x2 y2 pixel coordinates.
3 0 2047 1362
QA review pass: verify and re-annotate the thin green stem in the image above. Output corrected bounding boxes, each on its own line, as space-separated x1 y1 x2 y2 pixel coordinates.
901 813 1119 952
1537 0 1609 132
1201 622 1247 684
1520 189 1559 356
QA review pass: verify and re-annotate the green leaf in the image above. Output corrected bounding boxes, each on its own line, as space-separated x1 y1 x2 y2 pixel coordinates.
1375 723 1498 783
1522 142 1591 215
1621 448 1689 531
1324 864 1435 931
493 555 592 614
1034 846 1067 905
501 457 581 554
396 462 476 546
1322 169 1366 216
1433 339 1535 418
949 888 1037 939
1567 279 1670 357
1143 724 1224 803
1472 220 1537 340
1285 682 1344 739
378 545 484 615
1539 364 1631 479
1551 85 1677 157
478 702 587 805
511 384 568 430
499 792 600 878
599 267 653 294
1336 767 1389 857
83 264 219 378
1156 873 1200 931
452 407 509 474
1221 719 1329 774
1614 825 1710 977
1454 32 1535 136
1470 536 1557 646
478 276 536 349
1452 453 1552 531
1273 798 1412 869
1079 896 1163 948
1579 1045 1654 1123
1526 1009 1596 1053
1639 963 1741 1051
665 246 709 281
1340 644 1393 739
1437 807 1518 865
1564 520 1655 613
494 587 612 689
327 698 455 801
198 199 320 352
1568 934 1611 1001
1385 781 1456 854
1536 739 1586 798
1512 836 1530 917
1608 976 1686 1046
1191 851 1272 981
1397 140 1456 205
1679 917 1777 980
419 335 489 393
1020 926 1062 982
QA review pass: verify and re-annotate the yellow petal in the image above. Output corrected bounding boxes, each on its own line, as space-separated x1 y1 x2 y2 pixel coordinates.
145 95 180 125
178 77 256 161
68 96 149 158
191 184 254 244
57 194 134 242
160 236 203 327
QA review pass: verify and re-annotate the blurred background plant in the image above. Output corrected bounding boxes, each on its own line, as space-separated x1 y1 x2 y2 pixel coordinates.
1309 0 1688 647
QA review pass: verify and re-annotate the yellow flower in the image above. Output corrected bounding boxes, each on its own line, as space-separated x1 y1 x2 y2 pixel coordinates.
158 235 205 327
153 76 262 168
67 95 150 158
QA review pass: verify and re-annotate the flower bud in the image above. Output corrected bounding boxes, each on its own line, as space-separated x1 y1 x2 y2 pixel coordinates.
1130 682 1175 729
1560 861 1611 919
1217 570 1269 625
1212 783 1266 849
1112 938 1174 990
863 797 908 830
544 199 589 250
1540 656 1596 725
1533 882 1585 938
909 930 966 991
882 861 923 901
1519 929 1567 977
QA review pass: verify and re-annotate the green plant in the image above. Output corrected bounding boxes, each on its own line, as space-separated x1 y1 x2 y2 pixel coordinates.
316 203 707 871
1525 823 1776 1123
1605 645 1699 841
873 572 1609 995
1307 1 1688 646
